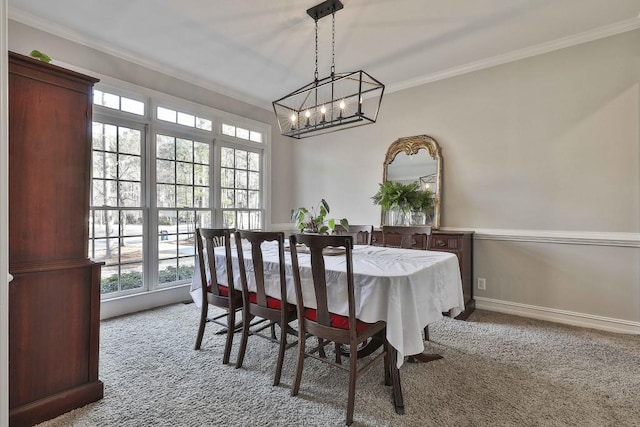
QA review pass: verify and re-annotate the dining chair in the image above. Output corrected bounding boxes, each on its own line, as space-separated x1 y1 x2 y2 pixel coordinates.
335 224 374 245
381 225 433 342
381 225 432 250
289 233 397 426
234 230 298 386
194 228 242 365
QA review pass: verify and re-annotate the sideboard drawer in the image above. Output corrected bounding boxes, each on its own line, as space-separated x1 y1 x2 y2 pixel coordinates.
431 236 458 250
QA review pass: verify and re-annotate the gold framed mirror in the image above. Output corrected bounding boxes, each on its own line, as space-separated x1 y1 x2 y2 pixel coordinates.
382 135 442 229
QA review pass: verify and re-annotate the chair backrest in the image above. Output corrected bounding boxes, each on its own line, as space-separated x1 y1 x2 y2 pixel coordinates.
335 224 374 245
289 233 357 335
381 225 432 249
196 228 236 302
234 230 287 308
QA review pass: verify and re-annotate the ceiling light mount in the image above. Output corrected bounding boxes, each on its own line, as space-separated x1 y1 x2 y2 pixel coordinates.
273 0 384 139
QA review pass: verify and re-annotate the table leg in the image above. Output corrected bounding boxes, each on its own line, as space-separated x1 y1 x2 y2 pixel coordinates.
407 353 443 363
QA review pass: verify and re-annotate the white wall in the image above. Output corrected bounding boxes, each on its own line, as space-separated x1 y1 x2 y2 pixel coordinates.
290 30 640 332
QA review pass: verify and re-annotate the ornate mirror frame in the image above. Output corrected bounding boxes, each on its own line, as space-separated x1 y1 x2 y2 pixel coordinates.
382 135 443 229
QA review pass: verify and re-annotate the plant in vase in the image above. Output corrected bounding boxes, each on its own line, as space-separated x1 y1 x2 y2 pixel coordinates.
371 180 433 225
291 199 349 234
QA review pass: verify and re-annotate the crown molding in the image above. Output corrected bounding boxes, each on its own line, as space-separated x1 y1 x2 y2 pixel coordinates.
387 17 640 94
7 7 272 110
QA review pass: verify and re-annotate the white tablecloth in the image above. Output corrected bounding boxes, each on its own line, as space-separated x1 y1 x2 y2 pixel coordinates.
190 242 464 367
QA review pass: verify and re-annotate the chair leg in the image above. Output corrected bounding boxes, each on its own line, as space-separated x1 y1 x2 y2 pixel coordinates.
273 321 287 386
383 339 391 386
424 325 430 341
222 308 235 365
194 303 208 350
318 338 326 358
335 342 342 364
236 307 251 369
291 333 306 397
346 344 358 426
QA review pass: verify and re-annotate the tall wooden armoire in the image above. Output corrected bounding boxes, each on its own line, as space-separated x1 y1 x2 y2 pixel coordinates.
8 52 103 426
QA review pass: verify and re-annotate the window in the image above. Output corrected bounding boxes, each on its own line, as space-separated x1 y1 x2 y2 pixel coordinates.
156 134 212 284
90 83 270 302
89 121 144 296
220 146 262 230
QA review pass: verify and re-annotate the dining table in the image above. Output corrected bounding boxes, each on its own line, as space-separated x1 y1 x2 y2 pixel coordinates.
190 240 465 368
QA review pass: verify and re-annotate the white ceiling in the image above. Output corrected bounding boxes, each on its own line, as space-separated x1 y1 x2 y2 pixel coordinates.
8 0 640 109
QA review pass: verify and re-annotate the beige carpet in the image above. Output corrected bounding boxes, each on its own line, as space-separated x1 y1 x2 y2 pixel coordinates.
37 303 640 427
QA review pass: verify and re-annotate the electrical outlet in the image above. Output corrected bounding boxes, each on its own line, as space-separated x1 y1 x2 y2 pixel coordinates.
477 277 486 290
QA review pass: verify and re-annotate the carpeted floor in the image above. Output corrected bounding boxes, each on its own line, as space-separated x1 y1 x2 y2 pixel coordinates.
37 303 640 427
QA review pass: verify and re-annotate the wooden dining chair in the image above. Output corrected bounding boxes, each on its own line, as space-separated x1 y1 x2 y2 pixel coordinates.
382 225 433 342
194 228 242 365
381 225 432 249
289 233 397 426
233 230 298 386
335 224 374 245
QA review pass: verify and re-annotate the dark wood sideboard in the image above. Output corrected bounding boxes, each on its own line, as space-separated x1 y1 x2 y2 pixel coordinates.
8 52 103 426
371 229 475 320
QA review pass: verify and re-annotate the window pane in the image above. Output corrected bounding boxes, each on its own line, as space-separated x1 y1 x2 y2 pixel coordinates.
222 124 235 136
178 210 194 231
101 92 120 109
104 181 118 206
120 263 144 291
249 131 262 143
237 211 250 228
104 153 118 179
121 97 145 116
248 152 260 171
194 142 209 164
158 259 178 283
92 180 105 206
235 150 247 169
221 189 234 208
119 154 141 181
93 152 105 178
196 118 212 131
248 172 260 190
250 211 262 229
122 211 143 236
177 112 195 127
194 164 209 186
119 127 141 155
176 162 193 185
196 211 212 228
177 186 192 207
157 106 177 123
221 167 234 187
236 127 249 140
235 170 247 189
222 211 235 228
157 184 176 207
157 160 175 183
248 190 260 209
157 135 175 160
119 182 141 207
92 123 105 150
236 190 248 208
221 147 234 167
159 210 178 233
100 265 120 294
176 138 192 162
194 187 209 208
99 124 117 152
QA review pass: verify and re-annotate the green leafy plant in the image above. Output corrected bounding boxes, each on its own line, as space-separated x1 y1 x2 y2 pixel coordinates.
29 50 51 63
291 199 349 234
371 180 433 214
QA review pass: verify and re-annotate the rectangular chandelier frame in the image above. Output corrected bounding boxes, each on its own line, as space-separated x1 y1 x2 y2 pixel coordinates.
273 70 385 139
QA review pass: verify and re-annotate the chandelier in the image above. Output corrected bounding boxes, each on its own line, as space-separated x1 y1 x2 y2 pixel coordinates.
272 0 385 139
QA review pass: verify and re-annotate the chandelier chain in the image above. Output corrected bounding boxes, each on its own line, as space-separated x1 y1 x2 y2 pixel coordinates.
331 10 336 75
314 18 319 81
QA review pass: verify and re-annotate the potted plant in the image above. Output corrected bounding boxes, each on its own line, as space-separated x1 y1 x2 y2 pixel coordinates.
291 199 349 234
371 181 433 225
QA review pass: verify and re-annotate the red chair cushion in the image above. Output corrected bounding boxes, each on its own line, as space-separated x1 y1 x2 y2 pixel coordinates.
206 283 239 298
304 309 371 333
248 292 287 310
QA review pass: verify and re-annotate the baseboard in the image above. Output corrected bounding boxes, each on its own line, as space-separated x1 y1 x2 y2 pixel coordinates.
475 296 640 334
